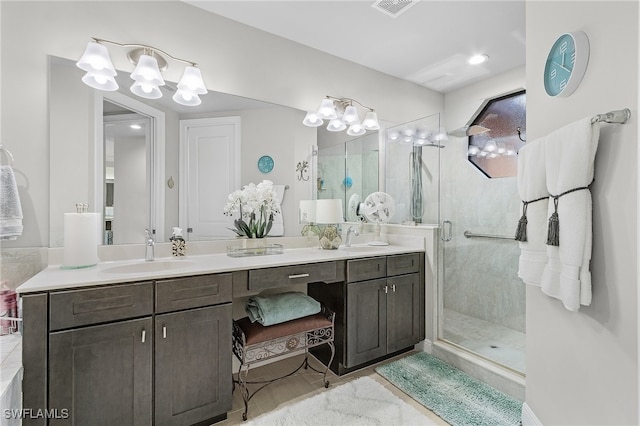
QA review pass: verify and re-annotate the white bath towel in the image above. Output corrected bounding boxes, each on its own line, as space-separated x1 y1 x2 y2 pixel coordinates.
517 137 548 286
541 117 600 311
269 185 286 236
0 165 23 240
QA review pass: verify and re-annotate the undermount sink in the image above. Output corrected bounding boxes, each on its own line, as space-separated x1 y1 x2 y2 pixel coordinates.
102 260 197 274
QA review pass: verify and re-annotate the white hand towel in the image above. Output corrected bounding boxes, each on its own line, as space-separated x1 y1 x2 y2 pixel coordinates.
517 137 548 286
541 117 600 311
0 165 23 240
269 185 286 237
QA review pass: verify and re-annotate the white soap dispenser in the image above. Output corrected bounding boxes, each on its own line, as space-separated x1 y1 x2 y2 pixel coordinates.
170 227 186 257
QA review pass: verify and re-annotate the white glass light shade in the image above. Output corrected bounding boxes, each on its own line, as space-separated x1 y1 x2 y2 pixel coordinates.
347 123 366 136
467 145 481 156
173 89 202 106
326 119 347 132
177 66 207 94
315 199 344 224
342 105 359 124
299 200 317 223
362 111 380 130
130 55 165 87
484 140 497 152
302 111 323 127
130 81 162 99
76 42 117 77
434 127 449 142
386 130 399 141
317 99 338 120
81 72 119 91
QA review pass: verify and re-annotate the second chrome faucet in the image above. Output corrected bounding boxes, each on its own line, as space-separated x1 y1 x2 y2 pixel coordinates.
145 229 155 261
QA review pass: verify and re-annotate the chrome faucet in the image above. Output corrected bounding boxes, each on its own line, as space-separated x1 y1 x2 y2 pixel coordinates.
345 226 359 247
145 229 155 261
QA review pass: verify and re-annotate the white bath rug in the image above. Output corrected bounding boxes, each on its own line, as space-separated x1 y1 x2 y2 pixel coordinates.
245 376 436 425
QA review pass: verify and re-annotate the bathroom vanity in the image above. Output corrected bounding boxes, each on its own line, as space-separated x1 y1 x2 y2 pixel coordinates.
18 244 425 426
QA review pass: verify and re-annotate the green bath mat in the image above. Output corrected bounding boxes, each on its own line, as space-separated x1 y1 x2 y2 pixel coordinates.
376 352 522 426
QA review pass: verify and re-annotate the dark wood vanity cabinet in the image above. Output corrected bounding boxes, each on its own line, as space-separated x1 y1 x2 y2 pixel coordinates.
309 252 424 375
23 275 232 426
48 317 153 426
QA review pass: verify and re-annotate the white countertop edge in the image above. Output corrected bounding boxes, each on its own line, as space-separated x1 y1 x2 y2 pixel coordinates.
18 241 425 294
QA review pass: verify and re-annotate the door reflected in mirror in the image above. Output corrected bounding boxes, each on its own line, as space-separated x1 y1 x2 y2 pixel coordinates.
103 105 152 245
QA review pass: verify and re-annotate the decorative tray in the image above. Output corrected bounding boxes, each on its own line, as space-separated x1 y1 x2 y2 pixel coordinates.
226 243 284 257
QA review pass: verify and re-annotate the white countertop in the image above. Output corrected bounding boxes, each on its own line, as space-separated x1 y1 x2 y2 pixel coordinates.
17 243 424 294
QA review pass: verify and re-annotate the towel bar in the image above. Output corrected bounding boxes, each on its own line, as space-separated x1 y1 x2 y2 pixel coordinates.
464 230 515 241
591 108 631 125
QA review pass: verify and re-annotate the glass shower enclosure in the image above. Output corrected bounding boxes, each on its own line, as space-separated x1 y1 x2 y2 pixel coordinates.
384 111 526 375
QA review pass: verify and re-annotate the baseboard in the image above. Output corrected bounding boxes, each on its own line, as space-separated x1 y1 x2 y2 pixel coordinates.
521 402 542 426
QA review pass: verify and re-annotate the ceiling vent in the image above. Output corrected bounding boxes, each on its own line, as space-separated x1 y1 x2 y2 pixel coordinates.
372 0 418 18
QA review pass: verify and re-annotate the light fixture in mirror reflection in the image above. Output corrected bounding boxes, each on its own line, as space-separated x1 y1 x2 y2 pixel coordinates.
49 55 311 247
303 96 380 136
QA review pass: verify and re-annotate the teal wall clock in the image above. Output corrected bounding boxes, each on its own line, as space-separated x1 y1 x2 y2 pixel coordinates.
257 155 274 173
544 31 590 97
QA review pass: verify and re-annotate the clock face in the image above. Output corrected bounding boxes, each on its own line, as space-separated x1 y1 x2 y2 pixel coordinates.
544 32 589 97
257 155 274 173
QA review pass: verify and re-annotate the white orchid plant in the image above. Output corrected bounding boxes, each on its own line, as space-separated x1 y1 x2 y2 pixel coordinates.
223 180 280 238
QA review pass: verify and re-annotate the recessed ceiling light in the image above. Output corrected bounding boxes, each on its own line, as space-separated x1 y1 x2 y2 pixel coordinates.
468 54 489 65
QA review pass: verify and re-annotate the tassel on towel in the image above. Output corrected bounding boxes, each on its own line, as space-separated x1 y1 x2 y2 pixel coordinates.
546 187 589 247
546 197 560 246
515 202 529 242
516 196 547 242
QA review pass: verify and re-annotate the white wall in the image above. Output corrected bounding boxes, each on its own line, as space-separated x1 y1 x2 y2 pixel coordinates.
525 2 638 425
0 0 443 249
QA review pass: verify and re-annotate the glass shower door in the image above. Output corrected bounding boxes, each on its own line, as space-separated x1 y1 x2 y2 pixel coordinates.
439 125 526 375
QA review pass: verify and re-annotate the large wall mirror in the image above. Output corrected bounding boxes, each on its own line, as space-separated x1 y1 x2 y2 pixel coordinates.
49 56 314 247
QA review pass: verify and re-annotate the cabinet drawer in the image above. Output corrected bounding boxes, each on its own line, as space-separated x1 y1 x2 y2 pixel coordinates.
49 282 153 331
156 274 232 313
248 261 343 291
387 253 421 277
347 257 386 282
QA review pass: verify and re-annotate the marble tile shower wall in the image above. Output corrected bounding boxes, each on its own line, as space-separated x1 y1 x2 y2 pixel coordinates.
441 146 525 333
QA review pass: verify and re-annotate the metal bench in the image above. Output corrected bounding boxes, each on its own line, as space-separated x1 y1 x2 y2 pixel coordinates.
232 304 335 421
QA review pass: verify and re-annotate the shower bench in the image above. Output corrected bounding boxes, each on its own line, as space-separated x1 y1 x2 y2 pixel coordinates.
232 304 336 421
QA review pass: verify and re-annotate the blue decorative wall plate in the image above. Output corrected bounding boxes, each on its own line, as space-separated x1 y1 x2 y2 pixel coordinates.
257 155 274 173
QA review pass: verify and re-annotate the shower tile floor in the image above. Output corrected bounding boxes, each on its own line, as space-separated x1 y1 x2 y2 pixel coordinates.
443 309 526 374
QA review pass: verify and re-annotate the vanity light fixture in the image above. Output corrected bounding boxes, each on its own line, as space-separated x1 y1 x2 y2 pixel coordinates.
76 38 208 106
303 96 380 136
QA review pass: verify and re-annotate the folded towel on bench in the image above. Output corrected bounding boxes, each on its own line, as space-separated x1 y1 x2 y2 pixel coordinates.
246 292 321 326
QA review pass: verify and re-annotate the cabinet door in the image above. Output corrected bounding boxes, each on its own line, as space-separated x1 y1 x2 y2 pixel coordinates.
49 318 153 426
387 274 421 353
346 279 387 367
155 304 232 426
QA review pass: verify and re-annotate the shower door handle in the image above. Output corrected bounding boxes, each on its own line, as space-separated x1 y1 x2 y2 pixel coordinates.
441 220 452 242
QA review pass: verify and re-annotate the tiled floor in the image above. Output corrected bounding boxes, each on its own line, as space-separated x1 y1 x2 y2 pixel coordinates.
220 351 449 425
442 309 526 374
